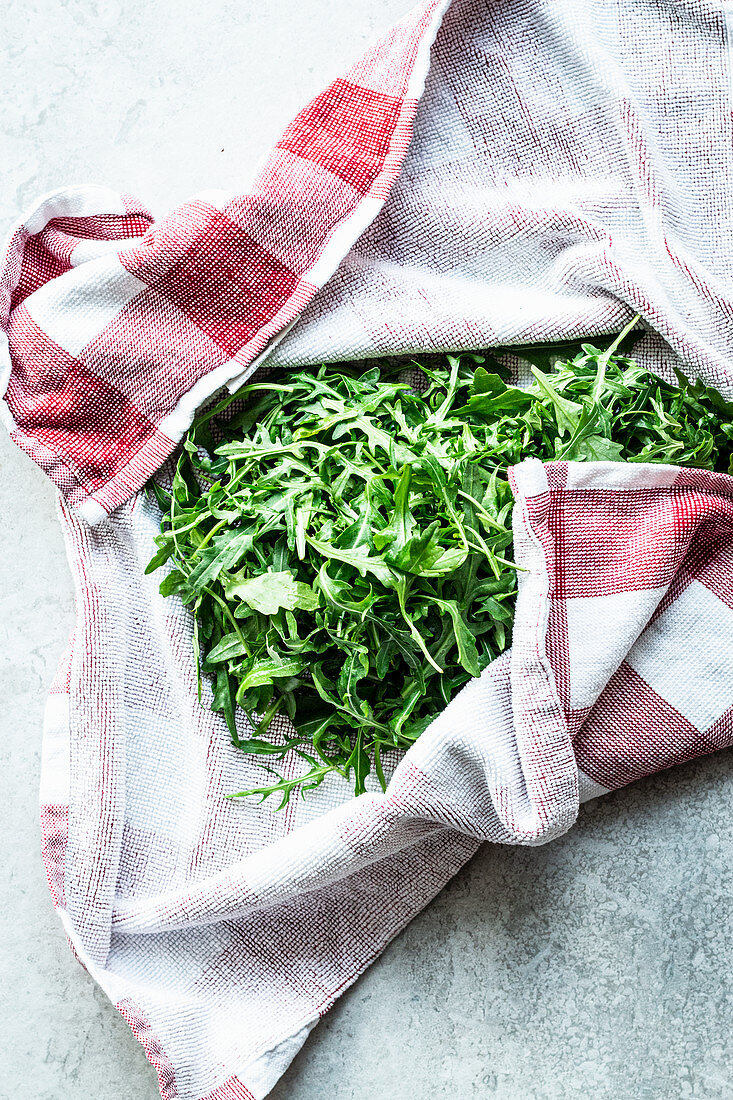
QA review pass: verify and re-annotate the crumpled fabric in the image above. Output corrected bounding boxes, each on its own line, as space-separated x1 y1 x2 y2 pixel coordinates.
3 1 733 1097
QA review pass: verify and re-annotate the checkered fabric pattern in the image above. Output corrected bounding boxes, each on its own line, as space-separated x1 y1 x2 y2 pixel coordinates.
4 1 733 1098
0 0 450 523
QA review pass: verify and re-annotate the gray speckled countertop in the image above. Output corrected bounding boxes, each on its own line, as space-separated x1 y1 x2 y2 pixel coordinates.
1 2 731 1097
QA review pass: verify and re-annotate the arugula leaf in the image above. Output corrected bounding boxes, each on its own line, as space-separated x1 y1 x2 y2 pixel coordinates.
530 366 584 436
238 656 306 690
570 435 626 462
305 535 396 585
207 633 249 663
427 597 481 677
145 542 175 574
225 570 320 615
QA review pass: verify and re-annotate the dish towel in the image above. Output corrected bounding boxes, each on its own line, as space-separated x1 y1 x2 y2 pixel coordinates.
3 1 733 1097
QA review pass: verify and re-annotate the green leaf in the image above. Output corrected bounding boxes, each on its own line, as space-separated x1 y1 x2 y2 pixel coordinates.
145 542 174 574
225 570 320 615
470 368 510 397
337 647 370 716
207 632 249 663
386 520 443 573
234 737 291 757
159 570 187 597
346 730 371 797
421 545 469 577
187 528 255 589
306 535 396 585
213 668 237 737
570 435 626 462
428 597 481 677
373 465 414 553
316 563 375 614
462 386 533 417
530 366 584 436
238 656 306 691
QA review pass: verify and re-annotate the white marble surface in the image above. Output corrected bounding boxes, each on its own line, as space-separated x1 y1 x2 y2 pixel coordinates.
1 2 731 1097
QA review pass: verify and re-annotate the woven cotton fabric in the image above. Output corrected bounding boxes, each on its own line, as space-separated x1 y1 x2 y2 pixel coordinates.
4 1 733 1097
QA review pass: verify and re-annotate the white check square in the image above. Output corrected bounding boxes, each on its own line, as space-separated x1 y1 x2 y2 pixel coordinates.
626 579 733 732
565 586 667 711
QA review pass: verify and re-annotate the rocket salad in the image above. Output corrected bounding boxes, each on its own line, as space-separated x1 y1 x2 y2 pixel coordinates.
147 317 733 805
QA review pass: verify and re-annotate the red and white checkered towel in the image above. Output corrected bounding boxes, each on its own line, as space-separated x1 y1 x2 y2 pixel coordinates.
3 1 733 1097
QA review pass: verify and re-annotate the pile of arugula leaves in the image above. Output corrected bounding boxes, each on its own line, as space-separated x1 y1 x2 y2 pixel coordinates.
147 318 733 805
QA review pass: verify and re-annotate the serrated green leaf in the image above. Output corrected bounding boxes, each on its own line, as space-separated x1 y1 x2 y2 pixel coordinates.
570 435 626 462
145 542 175 575
238 656 306 691
207 633 249 663
225 570 320 615
158 569 186 597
